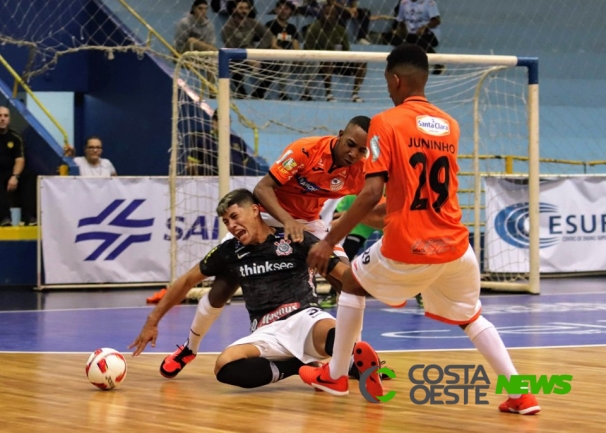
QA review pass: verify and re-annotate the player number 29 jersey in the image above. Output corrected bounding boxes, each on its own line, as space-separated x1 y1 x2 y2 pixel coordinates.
365 97 469 264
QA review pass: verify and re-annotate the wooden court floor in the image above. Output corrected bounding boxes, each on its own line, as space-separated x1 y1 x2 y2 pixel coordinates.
2 346 603 433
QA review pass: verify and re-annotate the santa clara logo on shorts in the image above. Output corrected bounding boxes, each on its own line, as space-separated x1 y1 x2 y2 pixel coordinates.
330 177 344 191
274 239 293 256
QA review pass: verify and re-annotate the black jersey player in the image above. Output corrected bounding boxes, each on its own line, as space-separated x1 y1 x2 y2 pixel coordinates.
129 189 385 392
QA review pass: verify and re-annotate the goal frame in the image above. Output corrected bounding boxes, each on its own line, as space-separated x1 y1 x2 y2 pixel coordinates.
172 49 539 293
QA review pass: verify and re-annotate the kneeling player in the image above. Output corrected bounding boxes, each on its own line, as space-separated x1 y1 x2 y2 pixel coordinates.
129 189 385 392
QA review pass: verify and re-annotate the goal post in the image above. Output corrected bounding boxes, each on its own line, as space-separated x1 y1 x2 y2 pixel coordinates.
171 49 540 293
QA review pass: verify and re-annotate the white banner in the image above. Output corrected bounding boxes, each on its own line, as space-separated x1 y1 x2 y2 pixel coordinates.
41 176 261 284
485 176 606 273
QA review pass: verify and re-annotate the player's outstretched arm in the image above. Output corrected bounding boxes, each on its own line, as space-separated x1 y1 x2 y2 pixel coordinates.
254 174 306 242
308 176 384 274
129 264 206 356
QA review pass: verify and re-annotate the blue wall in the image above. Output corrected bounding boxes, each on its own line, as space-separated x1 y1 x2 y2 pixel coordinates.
0 0 91 92
1 0 173 175
81 49 173 176
0 240 36 286
0 78 78 175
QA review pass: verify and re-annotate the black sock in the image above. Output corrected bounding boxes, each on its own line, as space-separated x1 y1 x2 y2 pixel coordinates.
276 357 305 378
216 357 304 389
324 327 335 356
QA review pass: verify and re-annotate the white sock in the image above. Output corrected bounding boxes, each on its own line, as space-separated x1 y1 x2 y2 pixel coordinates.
328 292 366 380
186 294 223 354
464 315 520 398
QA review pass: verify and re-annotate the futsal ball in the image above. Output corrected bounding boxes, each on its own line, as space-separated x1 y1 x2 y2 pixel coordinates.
86 348 127 390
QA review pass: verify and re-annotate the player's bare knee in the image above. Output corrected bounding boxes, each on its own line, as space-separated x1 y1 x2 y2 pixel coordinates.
214 351 233 375
214 346 245 374
341 268 368 297
215 344 261 374
324 273 342 293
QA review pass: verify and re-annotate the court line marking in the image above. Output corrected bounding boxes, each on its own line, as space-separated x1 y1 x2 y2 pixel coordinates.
2 291 606 314
0 305 196 314
3 343 606 355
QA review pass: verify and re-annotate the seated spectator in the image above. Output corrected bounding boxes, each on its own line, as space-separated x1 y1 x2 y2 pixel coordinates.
175 0 218 95
387 0 445 74
63 136 117 177
329 0 372 45
303 4 366 102
175 0 217 54
221 0 279 99
0 106 36 226
295 0 322 18
262 0 301 100
211 0 257 18
186 110 260 176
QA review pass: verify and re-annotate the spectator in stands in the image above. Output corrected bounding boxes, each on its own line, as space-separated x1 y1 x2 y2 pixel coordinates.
261 0 301 101
175 0 218 96
63 136 117 177
174 0 217 54
295 0 322 18
303 4 366 102
221 0 279 99
185 110 259 176
211 0 257 18
329 0 372 45
387 0 445 74
0 106 36 227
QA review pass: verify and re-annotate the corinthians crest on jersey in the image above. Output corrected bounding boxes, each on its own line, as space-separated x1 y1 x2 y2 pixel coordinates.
330 177 344 191
274 238 293 256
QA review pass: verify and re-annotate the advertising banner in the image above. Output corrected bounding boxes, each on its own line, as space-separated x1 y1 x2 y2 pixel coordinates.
485 176 606 273
41 177 261 284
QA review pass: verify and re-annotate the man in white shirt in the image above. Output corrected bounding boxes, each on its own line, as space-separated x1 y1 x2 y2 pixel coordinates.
64 136 117 177
392 0 445 74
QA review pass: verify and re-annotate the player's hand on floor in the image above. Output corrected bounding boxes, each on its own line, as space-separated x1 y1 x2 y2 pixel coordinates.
283 219 307 243
308 239 334 275
128 323 158 356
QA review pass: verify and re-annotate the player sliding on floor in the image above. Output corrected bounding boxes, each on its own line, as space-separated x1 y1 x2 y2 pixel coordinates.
129 189 386 395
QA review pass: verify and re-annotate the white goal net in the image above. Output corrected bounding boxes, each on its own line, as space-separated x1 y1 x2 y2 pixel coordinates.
170 49 540 292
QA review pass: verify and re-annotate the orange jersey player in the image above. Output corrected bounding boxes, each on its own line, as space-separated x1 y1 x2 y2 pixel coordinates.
303 44 541 416
254 116 370 258
366 94 467 264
